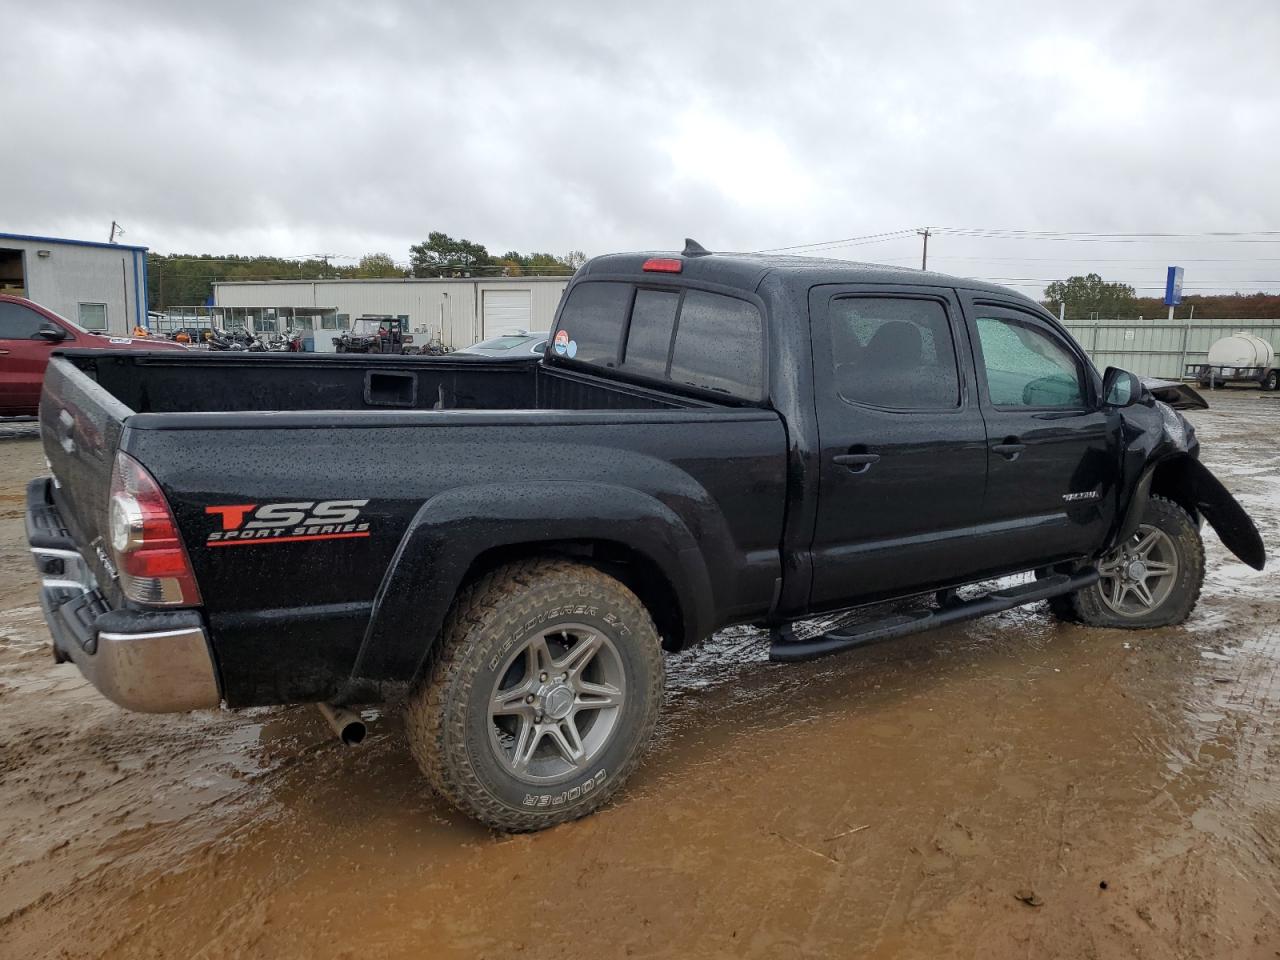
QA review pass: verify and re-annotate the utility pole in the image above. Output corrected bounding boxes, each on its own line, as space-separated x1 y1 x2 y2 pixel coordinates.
917 227 930 270
109 220 124 243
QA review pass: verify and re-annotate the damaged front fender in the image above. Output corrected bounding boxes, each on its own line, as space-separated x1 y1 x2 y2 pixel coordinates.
1117 451 1266 571
1112 391 1265 571
1153 456 1266 571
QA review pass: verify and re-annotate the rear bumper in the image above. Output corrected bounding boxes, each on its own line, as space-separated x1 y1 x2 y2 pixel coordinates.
26 477 221 713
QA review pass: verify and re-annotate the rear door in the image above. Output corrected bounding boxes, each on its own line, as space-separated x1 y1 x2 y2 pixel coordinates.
0 300 63 415
808 285 989 607
960 295 1120 567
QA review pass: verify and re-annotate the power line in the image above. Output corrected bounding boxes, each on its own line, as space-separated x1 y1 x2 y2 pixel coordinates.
752 229 917 254
933 227 1280 239
879 255 1280 264
760 226 1280 256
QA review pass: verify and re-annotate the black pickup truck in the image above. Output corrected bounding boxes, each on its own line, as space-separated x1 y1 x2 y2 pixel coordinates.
27 241 1265 831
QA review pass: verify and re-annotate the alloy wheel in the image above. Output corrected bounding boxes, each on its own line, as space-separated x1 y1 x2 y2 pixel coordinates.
1097 524 1179 617
487 623 626 783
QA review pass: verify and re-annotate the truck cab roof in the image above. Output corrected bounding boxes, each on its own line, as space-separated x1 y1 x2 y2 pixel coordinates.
579 244 1042 308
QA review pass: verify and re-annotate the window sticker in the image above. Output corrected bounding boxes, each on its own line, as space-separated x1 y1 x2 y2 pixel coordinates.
553 329 577 358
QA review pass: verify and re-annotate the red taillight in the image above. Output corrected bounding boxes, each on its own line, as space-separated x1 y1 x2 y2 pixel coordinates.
642 257 683 273
108 451 202 606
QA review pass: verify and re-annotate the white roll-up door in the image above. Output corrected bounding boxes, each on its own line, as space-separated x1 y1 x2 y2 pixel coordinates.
482 289 532 339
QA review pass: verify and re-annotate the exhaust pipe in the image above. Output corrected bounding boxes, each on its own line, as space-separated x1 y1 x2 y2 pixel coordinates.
316 702 366 745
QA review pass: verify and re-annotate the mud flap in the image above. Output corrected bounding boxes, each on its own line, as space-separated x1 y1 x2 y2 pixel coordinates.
1180 459 1266 570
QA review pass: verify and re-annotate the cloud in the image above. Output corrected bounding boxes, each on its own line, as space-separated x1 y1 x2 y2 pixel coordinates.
3 0 1278 294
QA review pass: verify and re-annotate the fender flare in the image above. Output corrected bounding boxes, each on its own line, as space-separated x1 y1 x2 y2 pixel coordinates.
1116 454 1265 571
347 481 715 688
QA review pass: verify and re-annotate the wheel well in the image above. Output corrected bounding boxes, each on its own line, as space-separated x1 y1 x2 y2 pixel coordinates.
1149 457 1201 524
458 540 688 652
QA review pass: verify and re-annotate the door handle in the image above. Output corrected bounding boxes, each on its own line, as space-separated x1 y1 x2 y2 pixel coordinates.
833 452 881 472
991 439 1026 460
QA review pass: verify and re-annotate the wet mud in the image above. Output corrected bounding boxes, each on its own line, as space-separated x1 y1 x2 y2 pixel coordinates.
1 393 1278 958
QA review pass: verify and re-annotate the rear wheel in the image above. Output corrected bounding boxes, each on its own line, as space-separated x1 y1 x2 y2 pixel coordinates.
405 558 664 832
1070 496 1204 629
1263 370 1279 392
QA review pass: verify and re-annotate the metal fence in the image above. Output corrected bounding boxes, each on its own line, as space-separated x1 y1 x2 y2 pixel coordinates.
1060 319 1280 379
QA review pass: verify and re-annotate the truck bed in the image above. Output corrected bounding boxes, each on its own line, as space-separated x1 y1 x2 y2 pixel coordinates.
68 350 716 414
38 351 789 706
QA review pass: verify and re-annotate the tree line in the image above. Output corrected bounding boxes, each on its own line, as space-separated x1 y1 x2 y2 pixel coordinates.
1042 274 1280 321
146 234 587 309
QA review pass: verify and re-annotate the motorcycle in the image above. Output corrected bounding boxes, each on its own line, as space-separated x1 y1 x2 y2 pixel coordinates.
266 328 305 352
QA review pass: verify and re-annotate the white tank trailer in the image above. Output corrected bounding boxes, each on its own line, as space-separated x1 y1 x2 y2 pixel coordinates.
1190 333 1280 391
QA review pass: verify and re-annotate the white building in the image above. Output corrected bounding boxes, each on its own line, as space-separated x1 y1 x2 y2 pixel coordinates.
213 276 570 351
0 231 149 336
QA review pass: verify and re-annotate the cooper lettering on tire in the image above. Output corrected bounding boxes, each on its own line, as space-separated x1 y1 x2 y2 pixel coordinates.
405 559 664 832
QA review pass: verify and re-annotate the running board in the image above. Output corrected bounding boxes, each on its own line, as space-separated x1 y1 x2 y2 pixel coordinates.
769 568 1100 663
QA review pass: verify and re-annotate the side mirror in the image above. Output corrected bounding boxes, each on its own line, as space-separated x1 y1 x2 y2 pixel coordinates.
1102 367 1142 408
37 322 68 342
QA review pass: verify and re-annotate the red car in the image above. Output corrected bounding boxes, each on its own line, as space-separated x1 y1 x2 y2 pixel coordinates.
0 294 187 417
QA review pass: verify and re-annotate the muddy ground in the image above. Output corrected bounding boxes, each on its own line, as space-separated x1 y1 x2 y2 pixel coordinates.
1 394 1278 959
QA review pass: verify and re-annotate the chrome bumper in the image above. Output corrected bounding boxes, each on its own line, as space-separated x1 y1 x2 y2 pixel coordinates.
27 477 221 713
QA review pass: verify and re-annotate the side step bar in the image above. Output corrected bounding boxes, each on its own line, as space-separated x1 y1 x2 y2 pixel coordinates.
769 568 1100 663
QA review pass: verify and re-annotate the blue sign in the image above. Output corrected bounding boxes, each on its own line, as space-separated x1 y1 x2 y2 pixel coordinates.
1164 266 1184 306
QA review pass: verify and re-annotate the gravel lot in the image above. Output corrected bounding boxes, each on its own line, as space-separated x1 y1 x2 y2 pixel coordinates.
1 393 1277 959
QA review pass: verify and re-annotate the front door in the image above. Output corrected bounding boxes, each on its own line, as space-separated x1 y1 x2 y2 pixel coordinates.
808 285 990 608
962 297 1121 568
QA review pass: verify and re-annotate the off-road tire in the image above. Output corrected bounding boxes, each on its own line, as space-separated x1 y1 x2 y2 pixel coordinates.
405 558 664 832
1263 370 1279 392
1071 495 1204 629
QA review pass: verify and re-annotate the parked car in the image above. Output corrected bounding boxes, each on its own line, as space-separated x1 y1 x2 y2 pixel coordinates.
455 330 549 359
25 242 1264 833
0 294 186 417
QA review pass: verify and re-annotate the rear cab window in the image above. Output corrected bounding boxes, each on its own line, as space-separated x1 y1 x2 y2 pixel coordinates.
550 281 766 402
551 282 631 364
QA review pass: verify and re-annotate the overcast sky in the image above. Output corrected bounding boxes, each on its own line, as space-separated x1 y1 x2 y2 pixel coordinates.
4 0 1279 298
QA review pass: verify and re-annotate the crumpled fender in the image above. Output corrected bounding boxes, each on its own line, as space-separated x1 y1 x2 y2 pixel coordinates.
1121 455 1266 571
1175 458 1266 570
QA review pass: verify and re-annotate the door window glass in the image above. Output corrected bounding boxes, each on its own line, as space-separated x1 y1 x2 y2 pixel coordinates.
829 297 960 408
976 314 1085 408
0 302 45 338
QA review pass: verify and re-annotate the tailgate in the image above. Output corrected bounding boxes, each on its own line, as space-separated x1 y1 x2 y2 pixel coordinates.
38 356 133 597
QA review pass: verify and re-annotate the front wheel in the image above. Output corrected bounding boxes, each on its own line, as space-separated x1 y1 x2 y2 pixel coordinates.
405 558 664 832
1070 495 1204 629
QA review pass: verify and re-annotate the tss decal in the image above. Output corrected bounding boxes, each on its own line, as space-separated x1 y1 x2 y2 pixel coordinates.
205 499 371 546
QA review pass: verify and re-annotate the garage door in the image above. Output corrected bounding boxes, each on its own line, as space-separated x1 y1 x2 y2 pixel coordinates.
482 289 532 339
